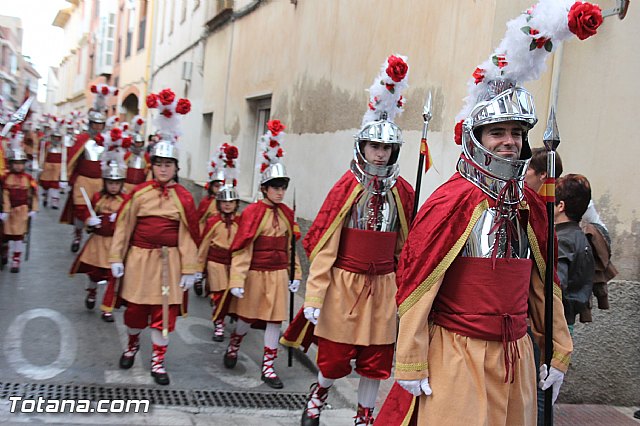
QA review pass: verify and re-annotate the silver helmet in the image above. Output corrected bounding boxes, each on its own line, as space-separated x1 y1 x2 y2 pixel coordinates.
150 140 178 162
260 162 289 185
210 170 225 183
102 161 126 180
88 110 107 124
8 148 27 162
216 185 240 201
460 83 536 182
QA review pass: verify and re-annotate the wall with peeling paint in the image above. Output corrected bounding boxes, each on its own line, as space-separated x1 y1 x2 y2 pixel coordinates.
199 0 638 282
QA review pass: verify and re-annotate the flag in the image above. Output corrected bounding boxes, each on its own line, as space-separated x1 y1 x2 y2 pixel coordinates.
420 137 433 173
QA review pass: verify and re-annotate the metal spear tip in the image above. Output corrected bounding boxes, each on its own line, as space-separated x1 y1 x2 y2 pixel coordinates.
543 106 560 151
422 91 432 123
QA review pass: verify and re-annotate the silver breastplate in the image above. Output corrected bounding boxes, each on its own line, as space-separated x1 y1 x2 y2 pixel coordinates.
48 144 62 154
461 207 530 259
83 139 105 160
345 190 399 232
128 153 145 169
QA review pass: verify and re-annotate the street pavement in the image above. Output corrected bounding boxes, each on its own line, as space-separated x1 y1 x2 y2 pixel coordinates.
0 195 638 425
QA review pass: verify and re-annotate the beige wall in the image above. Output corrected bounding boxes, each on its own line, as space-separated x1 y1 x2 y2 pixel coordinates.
200 0 637 280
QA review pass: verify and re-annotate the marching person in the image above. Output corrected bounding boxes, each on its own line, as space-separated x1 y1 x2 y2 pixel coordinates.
223 120 302 389
197 154 227 225
377 2 604 424
38 119 67 210
1 133 38 273
61 84 115 253
282 55 414 426
196 143 241 341
123 115 151 193
109 89 200 385
69 161 126 322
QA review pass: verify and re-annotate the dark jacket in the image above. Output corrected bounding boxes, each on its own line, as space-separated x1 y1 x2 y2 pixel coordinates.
556 221 595 325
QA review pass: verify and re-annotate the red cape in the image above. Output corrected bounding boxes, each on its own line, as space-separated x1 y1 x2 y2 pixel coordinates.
197 195 215 220
230 200 300 254
116 180 200 245
376 172 560 426
281 171 415 352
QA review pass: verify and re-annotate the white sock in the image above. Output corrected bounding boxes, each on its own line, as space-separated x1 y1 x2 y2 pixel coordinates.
13 240 24 252
234 319 251 336
74 217 84 232
50 188 60 200
151 328 169 346
357 377 380 408
86 278 98 290
8 240 15 255
264 322 280 349
127 327 143 336
318 371 335 389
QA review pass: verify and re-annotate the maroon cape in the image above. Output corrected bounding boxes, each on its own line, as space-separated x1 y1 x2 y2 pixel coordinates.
376 172 560 426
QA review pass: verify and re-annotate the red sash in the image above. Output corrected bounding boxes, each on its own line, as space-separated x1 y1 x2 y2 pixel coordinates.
333 228 396 275
76 158 102 178
208 246 231 265
46 152 62 163
431 256 532 382
130 217 179 248
9 188 28 207
126 168 147 185
94 217 116 236
249 235 288 271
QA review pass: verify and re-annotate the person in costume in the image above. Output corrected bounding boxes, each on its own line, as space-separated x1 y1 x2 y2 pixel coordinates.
196 143 241 341
223 119 302 389
61 85 115 253
38 118 67 210
123 115 151 193
376 2 604 424
69 161 126 322
0 133 38 273
281 55 414 426
109 89 200 385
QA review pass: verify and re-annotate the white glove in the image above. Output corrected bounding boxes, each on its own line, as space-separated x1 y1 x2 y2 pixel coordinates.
87 216 102 228
59 181 68 189
288 279 300 293
398 378 433 397
28 211 37 218
109 213 117 222
230 287 245 298
194 272 203 281
538 364 564 405
111 262 125 278
179 274 196 291
0 212 8 222
303 306 321 325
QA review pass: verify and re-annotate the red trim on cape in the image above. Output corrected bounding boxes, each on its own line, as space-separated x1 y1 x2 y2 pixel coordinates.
201 212 241 239
197 196 215 220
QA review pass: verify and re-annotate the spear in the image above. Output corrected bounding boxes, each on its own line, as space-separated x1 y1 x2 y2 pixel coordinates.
542 107 560 426
287 188 296 367
413 91 433 218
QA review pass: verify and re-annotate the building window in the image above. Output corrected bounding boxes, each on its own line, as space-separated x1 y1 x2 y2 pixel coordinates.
194 0 200 10
169 0 175 34
248 97 271 197
181 0 187 23
138 0 147 51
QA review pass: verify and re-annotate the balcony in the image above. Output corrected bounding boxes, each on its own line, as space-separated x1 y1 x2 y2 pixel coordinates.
205 0 234 32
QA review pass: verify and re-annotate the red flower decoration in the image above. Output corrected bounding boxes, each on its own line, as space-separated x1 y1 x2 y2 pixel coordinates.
567 1 603 41
114 89 119 96
90 85 97 93
225 160 234 167
161 110 173 118
176 98 191 114
260 163 269 173
232 179 237 187
110 128 122 141
269 139 279 149
454 120 464 145
263 153 270 160
146 94 159 108
368 101 376 111
158 89 176 106
101 86 109 95
397 95 404 108
224 145 239 160
136 118 144 125
385 83 396 93
94 133 104 145
267 119 286 136
121 137 132 149
493 54 508 69
472 67 485 85
276 148 284 157
210 161 216 168
385 55 408 83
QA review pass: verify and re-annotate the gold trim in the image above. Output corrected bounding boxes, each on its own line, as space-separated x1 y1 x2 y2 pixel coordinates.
309 185 363 262
398 199 489 317
528 223 562 299
395 361 429 372
392 186 409 239
279 322 310 348
400 397 417 426
305 296 324 305
553 350 571 367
